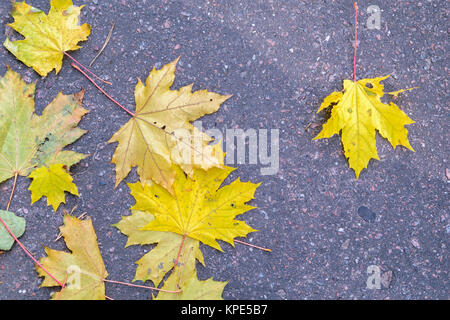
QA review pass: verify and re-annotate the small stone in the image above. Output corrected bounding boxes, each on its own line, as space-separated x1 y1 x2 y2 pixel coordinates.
411 238 420 249
163 20 171 29
276 289 286 299
341 239 350 250
358 206 376 223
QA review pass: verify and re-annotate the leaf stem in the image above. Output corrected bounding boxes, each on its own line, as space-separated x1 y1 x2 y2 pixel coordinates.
6 172 18 212
353 2 358 82
234 239 271 252
103 279 182 293
174 234 187 269
63 51 112 85
71 63 136 117
0 215 65 287
2 171 64 287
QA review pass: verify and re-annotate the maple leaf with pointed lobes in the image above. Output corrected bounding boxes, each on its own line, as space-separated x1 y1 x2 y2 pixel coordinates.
0 68 88 186
156 268 227 300
28 164 79 211
4 0 91 77
113 210 205 287
129 165 259 251
114 210 226 300
108 58 230 193
172 274 227 300
314 75 416 178
36 215 108 300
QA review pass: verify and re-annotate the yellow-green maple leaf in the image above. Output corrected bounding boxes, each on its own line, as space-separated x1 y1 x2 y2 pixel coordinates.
156 269 227 300
28 164 79 211
114 210 226 300
36 215 108 300
129 165 259 251
113 210 205 287
172 274 227 300
314 75 415 178
0 67 88 186
108 58 230 193
4 0 91 77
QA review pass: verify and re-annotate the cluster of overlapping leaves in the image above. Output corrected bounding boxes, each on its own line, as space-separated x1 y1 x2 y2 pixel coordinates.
0 0 261 300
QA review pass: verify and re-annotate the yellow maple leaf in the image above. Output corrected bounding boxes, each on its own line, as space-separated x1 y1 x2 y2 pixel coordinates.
36 215 108 300
156 269 227 300
108 58 230 192
173 274 227 300
28 164 79 211
129 165 259 251
314 75 415 178
114 210 226 300
4 0 91 77
113 210 205 287
0 68 88 185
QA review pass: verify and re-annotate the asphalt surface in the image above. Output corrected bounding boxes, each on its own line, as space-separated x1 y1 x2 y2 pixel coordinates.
0 0 448 300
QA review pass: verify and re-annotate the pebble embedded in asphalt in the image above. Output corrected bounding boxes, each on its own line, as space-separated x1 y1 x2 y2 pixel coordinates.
357 206 376 223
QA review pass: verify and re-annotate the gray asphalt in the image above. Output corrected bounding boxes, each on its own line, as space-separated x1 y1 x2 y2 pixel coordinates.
0 0 448 300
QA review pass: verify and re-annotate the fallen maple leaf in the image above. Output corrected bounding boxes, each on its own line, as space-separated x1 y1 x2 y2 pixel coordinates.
36 215 108 300
114 210 204 286
28 164 79 211
3 0 91 77
171 274 226 300
130 165 259 251
114 210 226 300
0 210 26 251
156 269 227 300
108 58 230 192
0 68 88 207
314 75 415 178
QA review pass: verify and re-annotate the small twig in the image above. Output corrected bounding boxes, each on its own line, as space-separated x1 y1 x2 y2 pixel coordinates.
71 63 136 117
89 23 115 67
304 122 312 132
6 172 18 212
63 51 112 85
234 239 271 252
103 279 182 294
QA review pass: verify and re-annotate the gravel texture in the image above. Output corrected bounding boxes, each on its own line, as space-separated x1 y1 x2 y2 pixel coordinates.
0 0 448 300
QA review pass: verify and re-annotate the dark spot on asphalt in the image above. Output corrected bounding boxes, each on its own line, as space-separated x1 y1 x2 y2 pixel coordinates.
358 206 376 223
